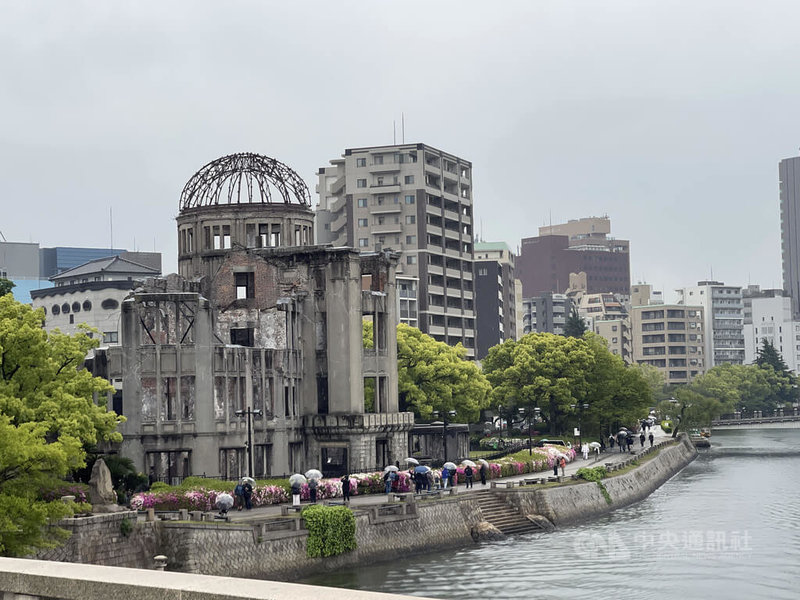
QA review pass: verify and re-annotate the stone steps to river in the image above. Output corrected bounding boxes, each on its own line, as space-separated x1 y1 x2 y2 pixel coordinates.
472 490 541 536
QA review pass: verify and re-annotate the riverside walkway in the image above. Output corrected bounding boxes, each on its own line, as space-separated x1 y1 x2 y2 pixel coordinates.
220 427 673 523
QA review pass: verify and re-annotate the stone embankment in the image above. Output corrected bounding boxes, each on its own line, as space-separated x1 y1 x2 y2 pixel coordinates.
32 435 697 582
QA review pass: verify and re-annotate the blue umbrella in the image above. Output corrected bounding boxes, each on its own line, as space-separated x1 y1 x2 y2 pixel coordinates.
414 465 431 474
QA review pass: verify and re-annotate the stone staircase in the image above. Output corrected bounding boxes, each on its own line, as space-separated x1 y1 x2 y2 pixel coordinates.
472 489 542 536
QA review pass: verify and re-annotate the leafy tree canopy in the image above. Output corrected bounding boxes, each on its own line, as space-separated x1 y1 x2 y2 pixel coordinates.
364 322 491 422
0 295 124 555
0 279 14 298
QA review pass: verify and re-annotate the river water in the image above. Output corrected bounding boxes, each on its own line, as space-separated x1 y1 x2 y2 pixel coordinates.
303 429 800 599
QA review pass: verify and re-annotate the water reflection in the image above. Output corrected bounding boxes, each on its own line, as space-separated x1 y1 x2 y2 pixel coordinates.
302 429 800 599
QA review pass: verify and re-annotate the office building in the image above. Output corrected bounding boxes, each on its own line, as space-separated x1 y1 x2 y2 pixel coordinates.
474 241 518 359
630 304 706 383
517 216 630 298
317 143 476 356
677 281 745 367
780 156 800 317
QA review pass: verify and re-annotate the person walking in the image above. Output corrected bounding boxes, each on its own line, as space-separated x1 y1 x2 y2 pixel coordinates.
242 479 253 510
384 470 393 494
291 481 302 507
559 456 566 477
309 478 318 504
426 469 435 491
639 432 646 448
479 462 487 485
441 467 450 489
608 435 615 450
234 480 244 511
649 432 654 447
340 473 351 503
581 443 589 460
553 459 559 477
464 465 474 488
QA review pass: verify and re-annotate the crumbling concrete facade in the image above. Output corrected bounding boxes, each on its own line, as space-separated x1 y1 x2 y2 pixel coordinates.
93 153 413 481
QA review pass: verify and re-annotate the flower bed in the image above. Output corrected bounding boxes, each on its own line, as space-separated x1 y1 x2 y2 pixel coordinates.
129 444 576 511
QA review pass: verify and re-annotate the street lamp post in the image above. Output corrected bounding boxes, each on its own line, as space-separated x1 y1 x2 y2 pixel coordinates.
433 409 457 463
570 403 589 446
235 406 263 478
519 405 541 455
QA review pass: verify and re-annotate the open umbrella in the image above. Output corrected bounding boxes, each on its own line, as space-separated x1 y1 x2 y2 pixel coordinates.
305 469 323 480
241 476 255 485
461 459 477 467
478 458 489 466
443 461 457 471
405 457 420 465
588 442 601 449
383 465 399 472
617 430 628 437
215 492 234 511
414 465 431 474
289 473 307 486
556 453 568 460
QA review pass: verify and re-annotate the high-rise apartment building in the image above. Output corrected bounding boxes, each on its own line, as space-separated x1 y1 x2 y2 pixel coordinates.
630 304 706 383
742 286 800 371
317 143 476 356
677 281 745 366
517 216 630 298
780 156 800 317
474 241 518 359
521 293 571 335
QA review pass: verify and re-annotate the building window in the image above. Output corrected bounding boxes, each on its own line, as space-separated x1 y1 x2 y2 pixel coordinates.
51 304 60 315
405 195 415 204
373 155 384 165
478 267 488 276
104 331 118 343
407 256 417 265
235 272 255 300
357 179 367 188
404 175 415 184
357 198 368 207
405 215 416 224
101 298 119 310
406 235 416 244
359 238 369 247
357 218 368 227
82 300 92 311
230 328 254 347
356 157 366 167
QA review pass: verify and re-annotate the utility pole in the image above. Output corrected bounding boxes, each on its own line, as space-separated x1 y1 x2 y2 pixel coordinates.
235 406 263 477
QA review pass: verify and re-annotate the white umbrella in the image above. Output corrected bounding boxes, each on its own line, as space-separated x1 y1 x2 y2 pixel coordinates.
405 457 420 465
383 465 399 472
478 458 489 466
215 492 234 511
443 461 457 470
289 473 307 486
461 459 477 467
241 476 255 485
556 453 568 460
588 442 601 449
305 469 323 480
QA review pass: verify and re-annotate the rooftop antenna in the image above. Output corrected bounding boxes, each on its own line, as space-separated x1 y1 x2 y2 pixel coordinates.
401 112 405 144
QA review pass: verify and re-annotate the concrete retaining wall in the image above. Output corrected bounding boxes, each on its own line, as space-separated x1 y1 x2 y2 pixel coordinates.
502 435 697 526
159 496 483 580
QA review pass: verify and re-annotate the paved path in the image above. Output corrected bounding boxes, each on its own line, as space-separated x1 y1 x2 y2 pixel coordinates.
221 427 673 523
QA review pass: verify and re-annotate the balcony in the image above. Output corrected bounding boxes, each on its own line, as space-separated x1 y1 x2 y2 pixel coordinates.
428 284 444 296
368 162 401 174
370 183 401 194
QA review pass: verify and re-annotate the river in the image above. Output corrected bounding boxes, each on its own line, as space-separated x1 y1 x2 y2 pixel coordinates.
302 428 800 599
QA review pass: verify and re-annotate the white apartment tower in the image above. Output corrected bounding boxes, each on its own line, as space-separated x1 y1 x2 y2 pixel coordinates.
317 144 476 356
742 286 800 372
676 281 745 367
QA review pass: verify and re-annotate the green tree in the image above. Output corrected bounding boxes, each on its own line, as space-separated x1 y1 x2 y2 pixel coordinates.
364 322 491 422
756 339 790 375
482 333 594 435
563 306 587 338
0 279 14 297
0 295 124 555
581 334 652 437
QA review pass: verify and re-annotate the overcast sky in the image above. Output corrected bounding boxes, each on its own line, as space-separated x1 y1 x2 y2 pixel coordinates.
2 1 799 301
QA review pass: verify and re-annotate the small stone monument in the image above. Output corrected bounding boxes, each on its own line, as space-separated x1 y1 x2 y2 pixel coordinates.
88 458 123 513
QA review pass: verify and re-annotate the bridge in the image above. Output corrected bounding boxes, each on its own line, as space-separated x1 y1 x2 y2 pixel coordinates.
712 414 800 430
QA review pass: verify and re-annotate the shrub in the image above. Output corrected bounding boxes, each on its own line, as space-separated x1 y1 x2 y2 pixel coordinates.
302 504 357 558
576 466 608 482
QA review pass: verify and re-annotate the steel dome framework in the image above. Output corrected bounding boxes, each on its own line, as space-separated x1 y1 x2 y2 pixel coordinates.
179 152 312 210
